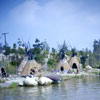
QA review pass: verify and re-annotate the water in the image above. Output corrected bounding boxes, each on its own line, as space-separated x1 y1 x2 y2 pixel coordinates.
0 76 100 100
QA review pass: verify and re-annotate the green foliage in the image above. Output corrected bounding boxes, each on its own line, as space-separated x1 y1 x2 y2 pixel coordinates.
7 65 16 74
47 58 58 70
42 40 50 52
2 61 16 74
82 64 86 68
88 52 97 68
10 43 17 54
18 47 25 55
13 43 17 49
80 56 88 65
93 39 100 66
33 39 42 53
47 48 59 70
71 48 77 57
10 49 16 54
10 82 17 88
66 50 72 56
34 53 44 64
0 78 5 83
32 38 49 64
79 48 90 67
3 46 11 55
17 38 22 47
35 38 40 43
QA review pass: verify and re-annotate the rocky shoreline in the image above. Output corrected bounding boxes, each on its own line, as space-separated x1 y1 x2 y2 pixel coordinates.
0 69 100 89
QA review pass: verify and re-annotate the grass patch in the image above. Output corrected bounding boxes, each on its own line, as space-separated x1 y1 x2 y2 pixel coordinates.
62 76 71 80
62 74 87 81
10 82 17 88
92 71 100 75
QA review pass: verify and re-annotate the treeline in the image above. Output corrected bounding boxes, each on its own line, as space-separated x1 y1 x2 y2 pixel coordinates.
0 38 100 73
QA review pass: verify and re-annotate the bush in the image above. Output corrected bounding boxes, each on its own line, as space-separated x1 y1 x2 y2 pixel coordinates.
47 58 58 70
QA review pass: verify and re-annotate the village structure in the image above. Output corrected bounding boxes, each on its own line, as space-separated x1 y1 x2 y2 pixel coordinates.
0 50 93 77
0 44 96 87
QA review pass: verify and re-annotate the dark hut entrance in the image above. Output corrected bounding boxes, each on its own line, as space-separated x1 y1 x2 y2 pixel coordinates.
72 63 77 69
1 67 6 77
30 69 35 75
72 63 79 73
60 66 64 71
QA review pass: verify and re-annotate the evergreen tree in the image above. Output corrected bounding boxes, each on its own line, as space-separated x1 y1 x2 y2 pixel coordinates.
93 39 100 62
71 48 77 57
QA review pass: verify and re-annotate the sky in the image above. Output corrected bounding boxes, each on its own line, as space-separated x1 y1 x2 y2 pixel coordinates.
0 0 100 50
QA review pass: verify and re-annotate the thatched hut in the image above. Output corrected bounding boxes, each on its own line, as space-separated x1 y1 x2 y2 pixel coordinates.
56 58 72 72
18 58 41 76
69 56 81 73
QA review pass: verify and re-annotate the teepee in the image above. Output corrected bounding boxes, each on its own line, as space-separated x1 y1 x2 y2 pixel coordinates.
69 56 81 73
17 57 28 74
18 58 41 76
56 58 72 72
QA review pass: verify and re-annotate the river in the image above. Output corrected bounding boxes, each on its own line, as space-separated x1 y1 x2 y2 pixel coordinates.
0 75 100 100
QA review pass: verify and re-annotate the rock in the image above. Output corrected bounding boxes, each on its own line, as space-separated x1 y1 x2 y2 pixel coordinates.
38 77 53 85
24 77 38 86
46 75 62 83
86 65 92 70
18 81 24 86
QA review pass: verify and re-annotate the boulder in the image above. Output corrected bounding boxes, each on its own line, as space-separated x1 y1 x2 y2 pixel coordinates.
38 77 53 85
24 77 38 86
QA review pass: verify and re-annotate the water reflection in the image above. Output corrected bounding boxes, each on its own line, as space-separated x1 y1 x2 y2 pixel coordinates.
0 76 100 100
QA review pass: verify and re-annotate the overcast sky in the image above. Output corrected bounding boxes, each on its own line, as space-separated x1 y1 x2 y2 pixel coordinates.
0 0 100 50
